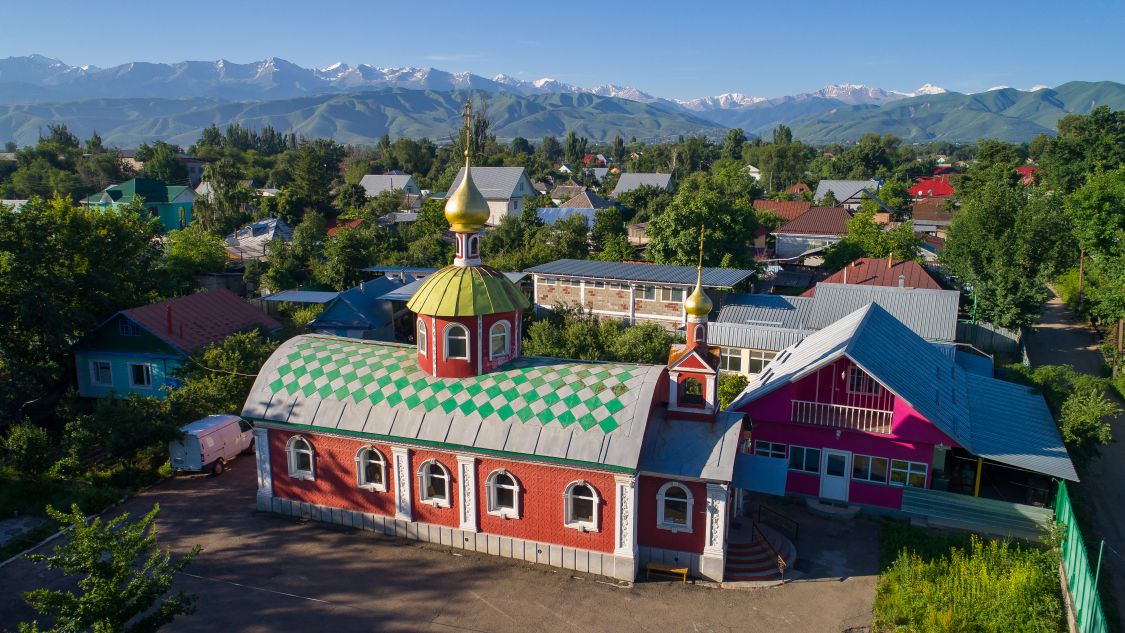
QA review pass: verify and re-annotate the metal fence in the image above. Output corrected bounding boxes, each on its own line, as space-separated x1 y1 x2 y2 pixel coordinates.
956 320 1022 355
1056 481 1109 633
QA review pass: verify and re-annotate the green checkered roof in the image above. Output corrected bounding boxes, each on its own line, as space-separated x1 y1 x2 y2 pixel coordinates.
244 335 665 469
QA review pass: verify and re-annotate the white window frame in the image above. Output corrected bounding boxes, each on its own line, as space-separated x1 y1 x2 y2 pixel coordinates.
563 480 600 531
656 481 693 533
748 349 777 375
847 366 882 395
89 360 113 387
543 276 556 286
754 440 786 459
788 445 821 473
355 446 387 492
127 362 153 389
286 435 315 481
118 319 141 337
489 321 511 360
889 459 928 488
418 459 451 507
486 469 521 519
660 286 686 302
852 454 889 484
640 285 657 301
443 323 470 361
720 347 742 373
417 319 427 356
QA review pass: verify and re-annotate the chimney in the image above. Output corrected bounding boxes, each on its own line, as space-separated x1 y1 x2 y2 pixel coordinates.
887 253 893 267
898 274 905 288
166 305 173 334
843 266 848 284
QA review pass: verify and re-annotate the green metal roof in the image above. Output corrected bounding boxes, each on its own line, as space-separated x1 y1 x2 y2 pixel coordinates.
406 264 529 317
242 335 665 470
83 178 186 205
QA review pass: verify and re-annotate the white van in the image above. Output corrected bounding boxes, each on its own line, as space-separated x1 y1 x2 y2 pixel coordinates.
169 415 254 475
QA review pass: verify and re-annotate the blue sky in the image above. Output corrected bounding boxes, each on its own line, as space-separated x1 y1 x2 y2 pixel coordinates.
3 0 1121 99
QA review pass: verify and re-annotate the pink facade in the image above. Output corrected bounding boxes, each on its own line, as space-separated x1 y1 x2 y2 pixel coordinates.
738 359 959 510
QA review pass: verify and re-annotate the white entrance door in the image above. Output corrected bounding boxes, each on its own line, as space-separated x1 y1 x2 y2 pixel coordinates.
820 449 851 502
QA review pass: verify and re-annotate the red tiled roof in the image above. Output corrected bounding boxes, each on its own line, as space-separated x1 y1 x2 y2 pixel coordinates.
911 198 953 223
801 258 943 297
753 199 812 222
774 206 851 236
326 218 363 236
123 288 281 354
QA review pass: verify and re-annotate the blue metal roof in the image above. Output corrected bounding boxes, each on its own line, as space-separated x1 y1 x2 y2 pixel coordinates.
260 290 339 304
378 272 527 302
362 266 440 275
526 259 754 288
311 277 405 329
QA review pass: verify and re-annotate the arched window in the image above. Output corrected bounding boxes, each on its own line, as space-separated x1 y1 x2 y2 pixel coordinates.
286 435 314 481
418 460 451 507
656 481 694 532
694 324 704 341
486 470 520 518
355 446 386 491
563 481 600 531
489 321 510 359
468 235 479 258
417 319 427 356
680 377 704 404
444 324 469 360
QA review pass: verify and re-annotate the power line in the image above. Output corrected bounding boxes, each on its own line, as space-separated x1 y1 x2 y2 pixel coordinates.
184 354 259 378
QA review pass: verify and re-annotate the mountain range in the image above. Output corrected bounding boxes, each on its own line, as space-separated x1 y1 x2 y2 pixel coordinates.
0 55 1122 146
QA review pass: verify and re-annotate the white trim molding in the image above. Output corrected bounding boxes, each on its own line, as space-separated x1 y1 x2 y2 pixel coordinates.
656 480 694 533
253 426 272 510
355 446 388 492
392 446 412 521
285 435 315 481
563 480 601 532
417 459 452 508
485 469 521 519
457 455 478 531
701 482 730 581
613 474 638 581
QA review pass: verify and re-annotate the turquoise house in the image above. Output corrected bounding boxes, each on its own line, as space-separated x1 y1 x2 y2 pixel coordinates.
82 177 195 233
74 289 280 399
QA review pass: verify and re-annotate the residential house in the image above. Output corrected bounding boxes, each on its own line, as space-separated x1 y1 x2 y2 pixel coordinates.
711 282 960 378
559 190 613 211
309 277 409 341
448 166 537 225
611 173 673 198
627 223 650 248
910 199 954 237
589 167 610 183
745 164 762 181
729 303 1076 514
582 153 609 166
73 289 280 399
908 176 954 199
550 184 586 204
800 258 942 297
785 183 811 196
81 177 195 233
118 151 205 187
359 174 422 198
225 218 293 262
813 179 880 209
753 199 812 223
526 259 754 330
772 207 851 259
1017 165 1038 185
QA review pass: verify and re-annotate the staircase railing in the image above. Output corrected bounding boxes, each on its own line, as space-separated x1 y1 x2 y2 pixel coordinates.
757 504 799 542
751 519 787 577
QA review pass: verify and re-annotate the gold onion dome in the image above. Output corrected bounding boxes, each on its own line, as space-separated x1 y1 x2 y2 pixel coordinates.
445 151 491 233
684 271 713 318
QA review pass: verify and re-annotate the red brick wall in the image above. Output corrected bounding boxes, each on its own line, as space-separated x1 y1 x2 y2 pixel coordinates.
636 475 707 554
474 456 616 553
270 430 396 517
409 448 459 528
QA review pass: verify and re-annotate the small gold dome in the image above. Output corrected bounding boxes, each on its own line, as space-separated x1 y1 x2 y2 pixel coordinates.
445 152 491 233
684 267 712 318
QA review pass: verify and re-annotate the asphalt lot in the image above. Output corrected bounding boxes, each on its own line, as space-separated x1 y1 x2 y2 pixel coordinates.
0 457 877 633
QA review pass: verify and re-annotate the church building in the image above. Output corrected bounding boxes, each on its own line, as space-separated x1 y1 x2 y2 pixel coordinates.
242 106 745 582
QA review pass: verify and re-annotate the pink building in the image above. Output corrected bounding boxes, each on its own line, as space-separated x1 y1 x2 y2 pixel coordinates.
729 304 1077 511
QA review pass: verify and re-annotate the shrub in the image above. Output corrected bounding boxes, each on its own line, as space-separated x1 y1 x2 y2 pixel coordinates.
3 422 53 478
718 373 749 408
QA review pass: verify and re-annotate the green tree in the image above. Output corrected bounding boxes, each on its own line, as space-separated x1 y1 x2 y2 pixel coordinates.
823 208 922 269
596 235 635 262
718 373 749 409
721 128 747 161
260 240 304 292
287 139 345 214
167 330 278 425
1041 106 1125 194
19 503 199 633
1059 387 1120 451
646 171 757 267
65 394 180 465
591 206 626 252
3 422 53 478
314 225 388 290
162 224 227 292
192 158 249 235
140 141 189 185
290 211 327 264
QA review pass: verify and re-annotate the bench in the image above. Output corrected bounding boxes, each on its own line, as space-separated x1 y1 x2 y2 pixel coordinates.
646 562 689 584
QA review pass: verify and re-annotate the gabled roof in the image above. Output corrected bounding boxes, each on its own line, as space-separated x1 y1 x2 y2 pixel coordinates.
708 322 811 352
611 173 673 197
908 177 954 198
717 294 814 330
449 167 529 200
813 179 880 203
526 259 754 288
558 190 612 209
310 277 406 329
550 184 586 200
753 199 812 222
801 258 942 297
730 304 1076 481
225 218 293 260
359 174 416 197
911 198 954 224
243 336 666 471
805 283 959 342
83 178 193 205
774 207 851 236
118 288 280 355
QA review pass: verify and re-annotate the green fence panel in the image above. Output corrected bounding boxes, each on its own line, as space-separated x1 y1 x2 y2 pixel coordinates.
1056 482 1109 633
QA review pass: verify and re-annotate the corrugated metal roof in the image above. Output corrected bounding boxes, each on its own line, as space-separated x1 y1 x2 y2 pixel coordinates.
753 199 812 222
119 288 281 354
806 283 959 342
449 167 529 199
716 295 814 329
310 277 405 329
813 179 879 203
637 411 744 481
708 322 811 352
802 259 942 297
379 272 526 302
559 190 612 209
611 173 673 197
536 207 596 226
242 335 664 471
965 378 1078 481
359 174 416 197
260 290 339 304
775 207 851 236
525 259 754 288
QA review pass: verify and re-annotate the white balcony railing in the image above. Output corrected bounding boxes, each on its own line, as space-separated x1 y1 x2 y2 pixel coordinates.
790 400 893 434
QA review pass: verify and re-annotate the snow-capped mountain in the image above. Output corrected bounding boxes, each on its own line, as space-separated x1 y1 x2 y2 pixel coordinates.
675 93 767 111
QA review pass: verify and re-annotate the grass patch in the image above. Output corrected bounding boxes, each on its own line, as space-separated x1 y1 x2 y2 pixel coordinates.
875 523 1064 633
